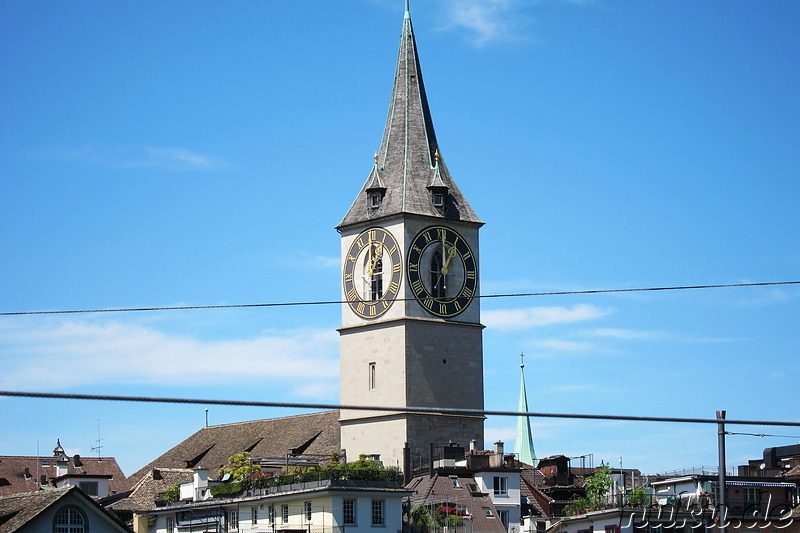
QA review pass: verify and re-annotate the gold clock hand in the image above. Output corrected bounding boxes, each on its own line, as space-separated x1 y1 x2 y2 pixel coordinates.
368 243 383 276
441 246 457 274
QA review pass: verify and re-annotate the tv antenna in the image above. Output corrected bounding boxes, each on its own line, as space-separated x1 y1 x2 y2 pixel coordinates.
91 419 103 459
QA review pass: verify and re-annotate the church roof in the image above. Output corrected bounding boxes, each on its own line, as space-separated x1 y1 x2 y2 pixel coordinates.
338 5 481 230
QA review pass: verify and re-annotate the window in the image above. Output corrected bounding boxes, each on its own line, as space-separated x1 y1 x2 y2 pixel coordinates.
367 243 384 300
430 251 445 298
54 506 86 533
252 507 258 525
167 517 175 533
432 193 445 207
498 510 509 528
305 501 313 522
369 362 376 390
78 481 98 497
228 510 239 531
282 504 289 524
494 476 508 496
449 475 460 488
371 499 385 526
467 483 482 495
343 498 357 525
483 507 494 518
269 505 275 525
370 192 382 208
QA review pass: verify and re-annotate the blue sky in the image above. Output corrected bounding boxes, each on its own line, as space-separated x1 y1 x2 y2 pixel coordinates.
1 0 798 477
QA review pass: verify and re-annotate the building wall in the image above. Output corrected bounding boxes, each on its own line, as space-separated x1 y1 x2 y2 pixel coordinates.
474 470 522 533
27 492 127 533
148 490 407 533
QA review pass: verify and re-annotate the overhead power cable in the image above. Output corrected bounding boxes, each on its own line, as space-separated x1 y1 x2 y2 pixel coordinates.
1 280 797 317
726 431 800 439
1 390 798 427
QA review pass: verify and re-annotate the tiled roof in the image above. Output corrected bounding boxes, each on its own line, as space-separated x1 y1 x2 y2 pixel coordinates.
0 486 130 533
407 473 506 533
338 7 481 230
0 453 130 498
129 410 341 483
0 487 71 532
109 468 193 512
519 466 548 517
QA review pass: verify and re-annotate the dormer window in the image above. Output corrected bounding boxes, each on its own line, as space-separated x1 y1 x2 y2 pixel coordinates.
432 192 445 207
370 192 383 208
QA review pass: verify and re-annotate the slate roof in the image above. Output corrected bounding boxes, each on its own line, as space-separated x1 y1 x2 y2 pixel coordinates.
338 6 481 230
0 451 130 498
129 410 341 484
407 473 506 533
0 486 131 533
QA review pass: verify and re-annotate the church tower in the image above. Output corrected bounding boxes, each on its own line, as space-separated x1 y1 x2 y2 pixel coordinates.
337 3 485 469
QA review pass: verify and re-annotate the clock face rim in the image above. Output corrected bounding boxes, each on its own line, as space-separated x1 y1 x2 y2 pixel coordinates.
342 227 403 320
407 225 477 318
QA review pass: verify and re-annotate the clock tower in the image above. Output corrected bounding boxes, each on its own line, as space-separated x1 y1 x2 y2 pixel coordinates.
337 3 484 469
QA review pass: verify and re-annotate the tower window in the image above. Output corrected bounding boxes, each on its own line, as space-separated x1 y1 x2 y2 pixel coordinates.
369 192 382 208
430 250 445 298
364 244 383 301
432 192 445 207
369 362 376 390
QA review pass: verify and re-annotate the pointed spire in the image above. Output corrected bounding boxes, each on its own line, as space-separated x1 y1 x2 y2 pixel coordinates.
338 3 481 229
515 353 537 466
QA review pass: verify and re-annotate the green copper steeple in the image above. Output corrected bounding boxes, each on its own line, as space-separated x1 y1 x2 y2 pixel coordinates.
515 353 537 465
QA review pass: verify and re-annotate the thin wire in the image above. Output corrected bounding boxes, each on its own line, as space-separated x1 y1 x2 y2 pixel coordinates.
1 390 798 427
1 281 797 316
726 431 800 439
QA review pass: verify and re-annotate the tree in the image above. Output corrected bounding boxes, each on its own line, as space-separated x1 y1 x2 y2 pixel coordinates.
164 483 180 503
584 464 612 509
219 452 262 481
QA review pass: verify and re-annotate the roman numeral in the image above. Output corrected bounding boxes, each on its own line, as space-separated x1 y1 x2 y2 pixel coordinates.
411 279 424 295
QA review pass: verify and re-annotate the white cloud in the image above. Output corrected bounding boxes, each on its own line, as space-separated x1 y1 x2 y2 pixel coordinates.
275 252 340 271
530 338 593 351
137 147 223 170
483 304 611 330
440 0 527 46
0 320 338 389
58 145 225 171
591 328 661 340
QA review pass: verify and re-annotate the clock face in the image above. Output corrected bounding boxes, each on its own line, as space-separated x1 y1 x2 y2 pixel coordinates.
343 227 402 320
407 225 477 318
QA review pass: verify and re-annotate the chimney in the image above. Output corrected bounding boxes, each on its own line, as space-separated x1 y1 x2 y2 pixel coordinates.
73 455 82 468
193 468 209 502
470 440 477 453
494 441 504 456
152 469 162 480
